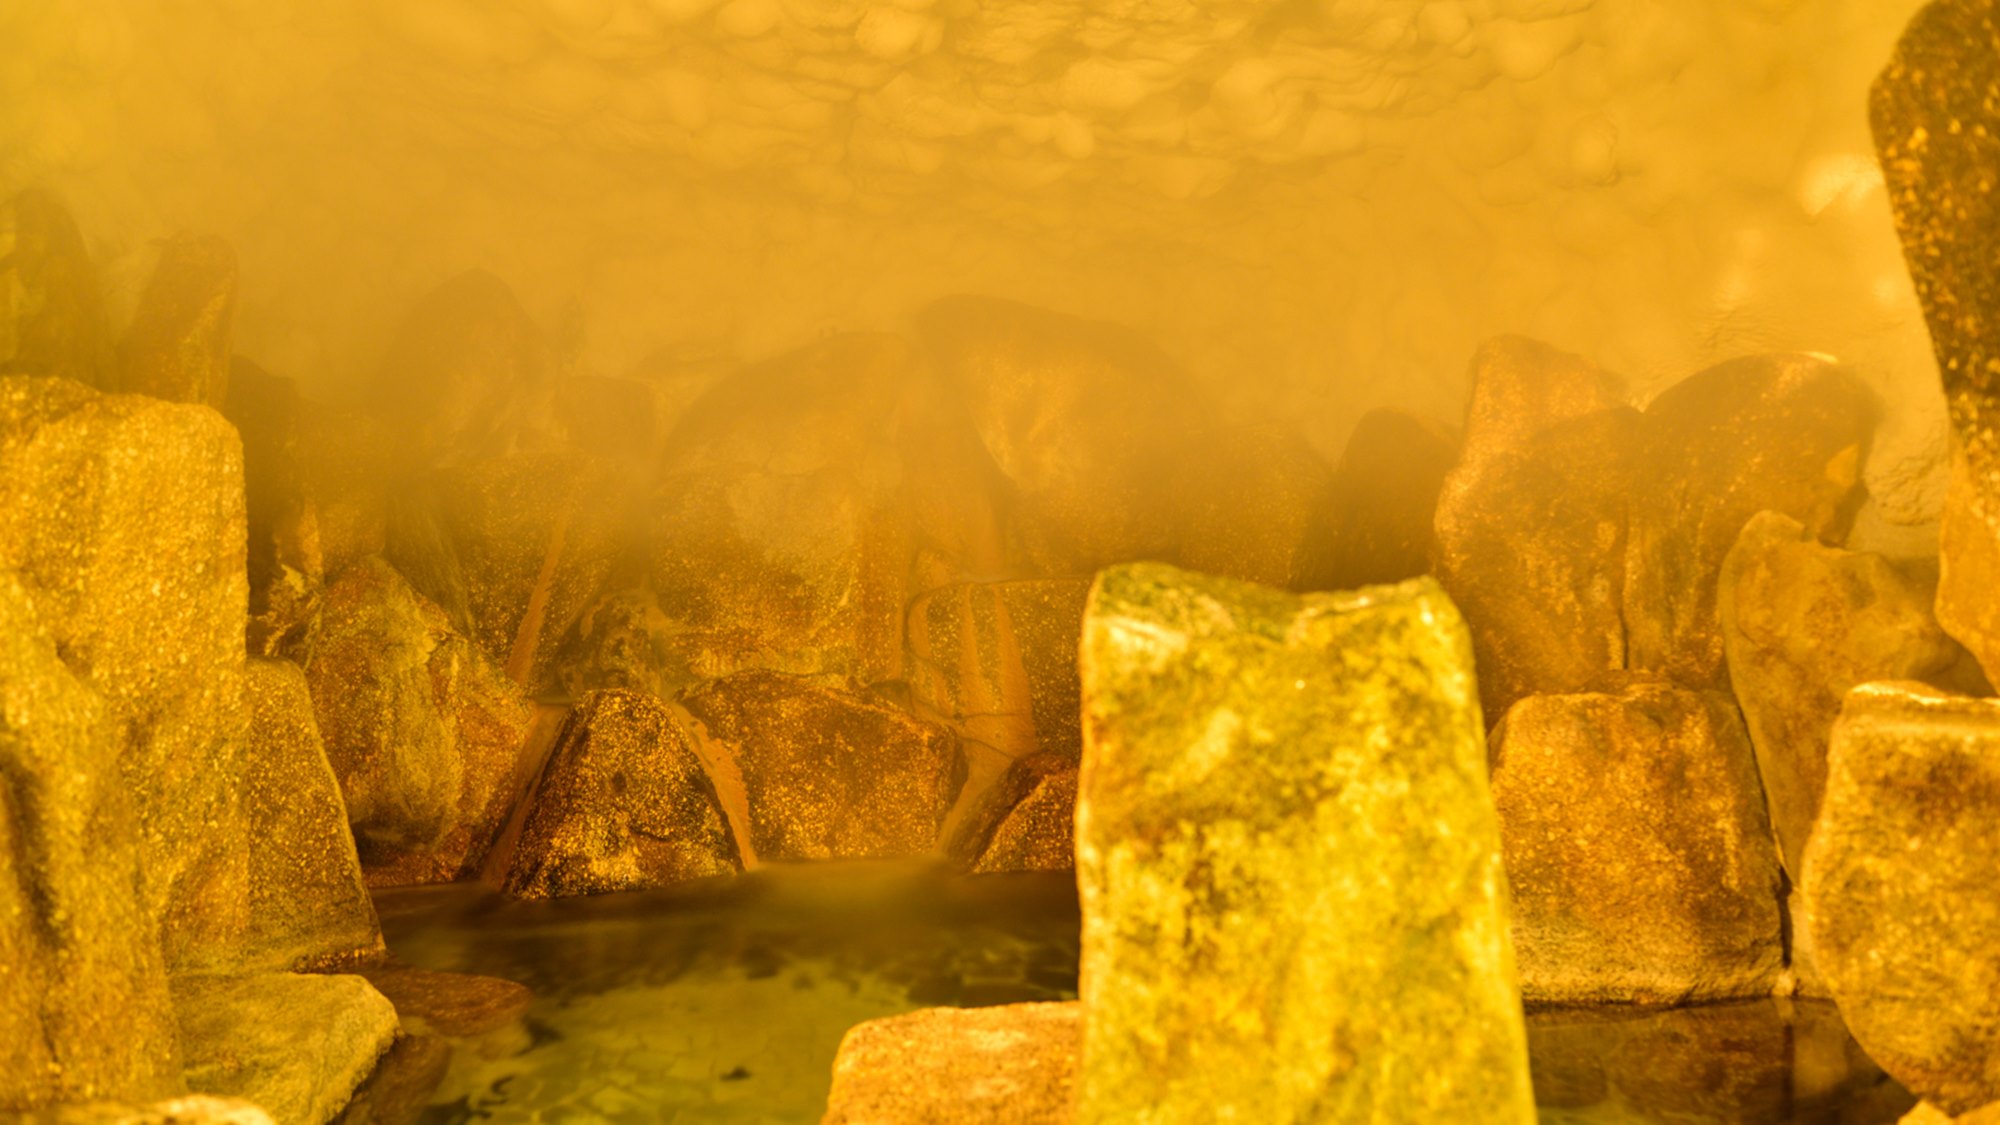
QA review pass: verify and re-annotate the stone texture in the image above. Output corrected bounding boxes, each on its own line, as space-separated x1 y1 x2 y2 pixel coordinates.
47 1096 276 1124
224 359 324 659
174 972 398 1125
1312 407 1458 591
947 752 1077 875
0 571 182 1112
0 188 112 388
649 333 915 688
1173 422 1338 591
1457 335 1629 458
1624 353 1875 691
241 659 382 971
504 689 740 898
550 586 672 700
368 270 550 466
682 670 965 863
305 557 535 885
1939 445 2000 687
1489 678 1785 1004
1720 509 1977 878
905 578 1090 775
1803 682 2000 1115
822 1002 1079 1125
0 375 250 972
117 233 238 408
1076 562 1533 1123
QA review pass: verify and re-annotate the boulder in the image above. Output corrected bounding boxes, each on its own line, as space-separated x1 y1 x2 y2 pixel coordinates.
174 973 398 1125
117 233 238 408
368 270 550 466
1075 562 1533 1123
1455 336 1628 460
1173 422 1338 591
224 359 324 659
947 752 1077 875
1 188 112 388
823 1003 1079 1125
681 670 964 863
0 571 181 1111
305 557 534 885
1623 354 1875 690
1312 407 1458 591
1489 678 1785 1003
241 659 382 971
649 333 916 688
0 375 250 971
1803 683 2000 1114
504 689 740 898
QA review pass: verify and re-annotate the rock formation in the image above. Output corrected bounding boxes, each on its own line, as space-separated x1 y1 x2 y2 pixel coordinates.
117 233 238 408
823 1003 1079 1125
947 752 1077 874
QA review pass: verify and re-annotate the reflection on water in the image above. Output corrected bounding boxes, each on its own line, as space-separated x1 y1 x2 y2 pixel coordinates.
375 862 1912 1124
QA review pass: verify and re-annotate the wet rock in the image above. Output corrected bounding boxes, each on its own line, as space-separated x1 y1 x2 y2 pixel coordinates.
330 1034 450 1125
175 972 397 1125
297 410 394 582
1174 422 1338 591
0 376 250 971
550 586 672 700
1624 354 1876 691
823 1002 1078 1125
905 578 1090 774
305 557 534 885
224 359 324 659
504 689 740 898
1720 511 1977 878
650 333 916 688
0 571 181 1111
1313 407 1458 590
1076 563 1533 1123
1803 683 2000 1114
241 659 382 971
1490 678 1784 1003
117 233 238 408
368 270 550 466
916 296 1209 576
1437 408 1640 724
0 188 113 388
947 753 1076 875
354 964 532 1039
681 670 964 863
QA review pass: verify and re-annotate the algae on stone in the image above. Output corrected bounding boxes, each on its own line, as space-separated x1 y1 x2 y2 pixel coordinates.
1075 562 1533 1124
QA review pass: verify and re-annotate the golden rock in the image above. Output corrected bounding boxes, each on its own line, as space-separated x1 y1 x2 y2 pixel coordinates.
1803 682 2000 1115
296 409 394 582
173 972 397 1125
224 359 325 659
947 752 1077 875
823 1002 1079 1125
1456 336 1627 459
1904 1102 2000 1125
1173 422 1338 591
504 689 740 898
1313 407 1458 592
1490 677 1784 1003
0 188 113 389
1076 563 1533 1124
550 586 673 699
368 270 550 466
117 233 238 408
1938 443 2000 685
0 571 181 1111
1623 354 1875 691
241 658 383 971
681 670 964 862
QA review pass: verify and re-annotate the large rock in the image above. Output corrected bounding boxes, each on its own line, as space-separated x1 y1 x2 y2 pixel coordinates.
224 360 324 659
1172 422 1338 591
1624 354 1876 690
174 973 398 1125
0 572 182 1111
1803 683 2000 1114
305 557 534 885
241 659 382 971
1075 563 1533 1123
0 376 249 971
504 689 741 898
1489 678 1785 1003
117 234 238 409
823 1003 1079 1125
368 270 550 466
681 670 965 862
649 333 916 688
946 752 1077 875
1312 407 1458 591
0 188 112 388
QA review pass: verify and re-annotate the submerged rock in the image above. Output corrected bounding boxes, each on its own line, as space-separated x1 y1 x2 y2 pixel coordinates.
504 689 740 898
1076 563 1533 1123
117 233 238 408
225 359 324 659
1803 683 2000 1115
174 972 397 1125
947 752 1077 874
0 572 181 1111
354 964 532 1039
823 1002 1079 1125
681 670 964 863
0 188 113 388
905 578 1090 770
1623 354 1875 691
1490 678 1784 1004
241 659 382 971
1313 407 1458 590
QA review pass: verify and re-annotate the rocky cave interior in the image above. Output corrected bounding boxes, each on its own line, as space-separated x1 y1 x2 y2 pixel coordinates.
9 0 2000 1122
